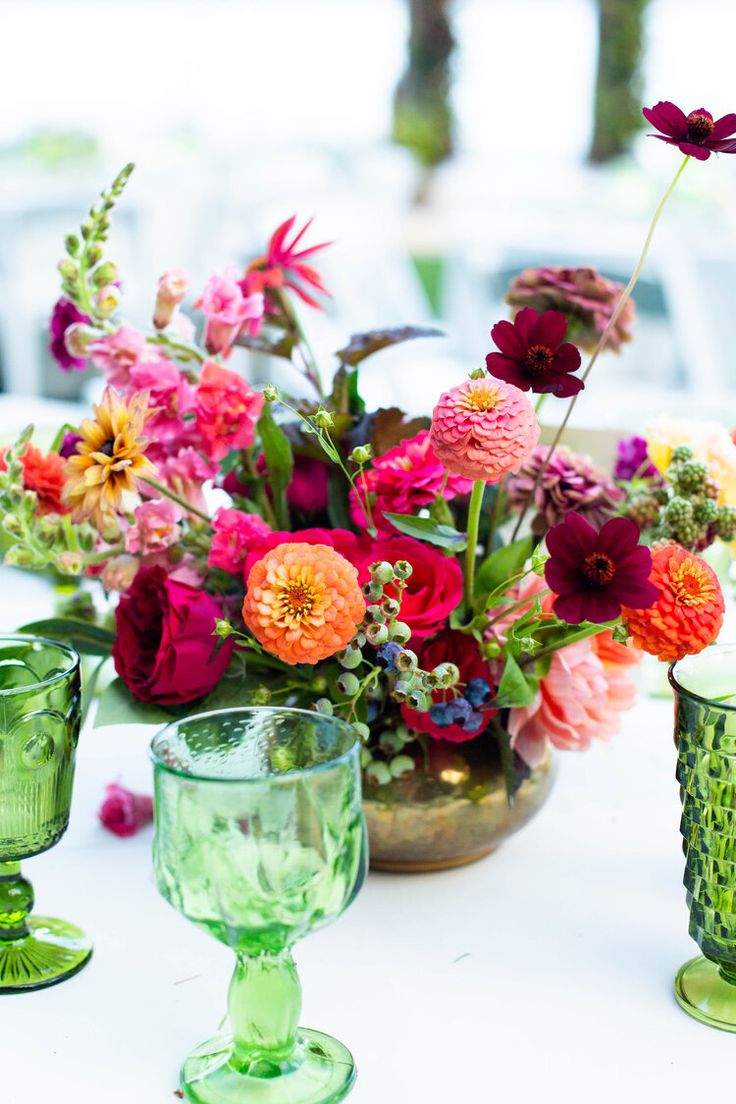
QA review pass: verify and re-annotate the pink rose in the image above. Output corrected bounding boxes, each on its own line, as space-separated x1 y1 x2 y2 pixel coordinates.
195 361 265 461
208 508 271 574
154 268 188 329
508 635 637 767
88 325 148 388
125 498 183 555
194 266 264 353
99 783 154 838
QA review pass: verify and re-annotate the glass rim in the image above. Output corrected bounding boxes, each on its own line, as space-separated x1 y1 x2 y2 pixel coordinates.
0 633 80 697
149 705 361 783
669 643 736 713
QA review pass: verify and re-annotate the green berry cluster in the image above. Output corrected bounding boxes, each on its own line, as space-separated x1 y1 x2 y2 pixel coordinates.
627 445 736 551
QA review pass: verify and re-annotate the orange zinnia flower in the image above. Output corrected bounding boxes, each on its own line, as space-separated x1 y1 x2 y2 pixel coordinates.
621 542 724 663
243 542 365 666
0 444 69 516
63 387 158 527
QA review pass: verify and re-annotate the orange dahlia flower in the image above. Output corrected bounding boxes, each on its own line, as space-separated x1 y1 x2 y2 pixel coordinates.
621 542 724 663
243 542 365 666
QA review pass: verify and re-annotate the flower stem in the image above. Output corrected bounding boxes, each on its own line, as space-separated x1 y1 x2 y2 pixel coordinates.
510 154 690 542
141 477 211 524
485 587 551 628
464 479 486 610
273 289 324 399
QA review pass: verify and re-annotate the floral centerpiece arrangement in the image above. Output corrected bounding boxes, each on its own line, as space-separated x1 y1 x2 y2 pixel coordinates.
2 99 735 868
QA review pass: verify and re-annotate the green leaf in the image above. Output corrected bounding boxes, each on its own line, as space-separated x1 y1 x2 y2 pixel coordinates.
258 404 294 529
17 618 115 658
531 543 549 577
474 536 532 598
384 513 467 551
233 332 297 360
335 325 444 368
327 467 352 529
494 653 538 710
94 678 174 728
329 364 365 416
493 720 517 807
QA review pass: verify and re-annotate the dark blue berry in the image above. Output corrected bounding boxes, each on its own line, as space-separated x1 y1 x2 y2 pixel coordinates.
377 641 402 672
446 698 473 723
367 701 380 723
464 678 491 708
462 710 485 734
429 703 451 727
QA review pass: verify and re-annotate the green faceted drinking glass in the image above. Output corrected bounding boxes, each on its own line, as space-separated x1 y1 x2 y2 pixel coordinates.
151 707 367 1104
0 634 92 992
671 643 736 1031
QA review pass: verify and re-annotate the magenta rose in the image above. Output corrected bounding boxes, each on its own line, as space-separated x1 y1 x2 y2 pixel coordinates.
113 565 233 705
358 536 463 640
99 783 153 838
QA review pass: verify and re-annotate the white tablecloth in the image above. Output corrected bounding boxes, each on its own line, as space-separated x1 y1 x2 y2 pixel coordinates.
0 564 733 1104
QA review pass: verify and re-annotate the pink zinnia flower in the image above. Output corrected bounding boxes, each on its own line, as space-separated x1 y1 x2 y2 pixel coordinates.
545 513 659 624
154 268 188 329
350 430 472 533
430 378 539 483
195 361 265 462
88 325 148 388
508 635 636 767
243 215 331 311
486 307 583 397
194 265 264 353
125 498 183 556
49 298 91 372
643 101 736 161
208 508 272 574
99 783 154 838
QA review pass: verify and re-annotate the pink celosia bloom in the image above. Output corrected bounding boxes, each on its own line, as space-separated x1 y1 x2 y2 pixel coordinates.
349 430 472 534
508 636 636 767
194 265 264 353
125 498 183 556
158 446 217 517
430 378 540 482
208 507 272 574
195 361 265 461
154 268 189 329
101 553 140 592
99 783 154 838
88 325 148 388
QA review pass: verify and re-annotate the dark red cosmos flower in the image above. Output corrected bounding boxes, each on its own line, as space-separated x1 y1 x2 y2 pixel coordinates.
240 215 331 309
642 102 736 161
486 307 583 397
545 513 659 625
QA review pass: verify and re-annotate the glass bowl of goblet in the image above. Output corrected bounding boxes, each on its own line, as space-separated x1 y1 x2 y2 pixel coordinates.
151 706 367 1104
0 634 92 992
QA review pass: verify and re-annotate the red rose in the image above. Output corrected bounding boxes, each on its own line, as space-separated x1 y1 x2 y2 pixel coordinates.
113 565 233 705
243 527 370 583
358 536 463 640
401 629 496 743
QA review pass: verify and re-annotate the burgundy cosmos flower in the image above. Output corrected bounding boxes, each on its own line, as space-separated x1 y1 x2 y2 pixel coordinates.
643 102 736 161
241 215 331 309
545 513 659 625
486 307 583 397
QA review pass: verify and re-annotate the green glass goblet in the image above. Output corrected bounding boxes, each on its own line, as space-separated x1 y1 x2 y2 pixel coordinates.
151 707 367 1104
671 643 736 1031
0 634 92 992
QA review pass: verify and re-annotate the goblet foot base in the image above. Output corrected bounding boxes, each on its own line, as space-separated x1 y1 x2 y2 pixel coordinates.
0 916 92 993
675 955 736 1032
181 1029 356 1104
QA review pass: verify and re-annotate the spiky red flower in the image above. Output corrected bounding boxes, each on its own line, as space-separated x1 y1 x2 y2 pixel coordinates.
545 513 659 625
643 101 736 161
486 307 583 397
242 216 331 309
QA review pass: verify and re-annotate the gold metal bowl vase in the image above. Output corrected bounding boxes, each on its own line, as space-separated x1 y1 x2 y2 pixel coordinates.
363 736 555 873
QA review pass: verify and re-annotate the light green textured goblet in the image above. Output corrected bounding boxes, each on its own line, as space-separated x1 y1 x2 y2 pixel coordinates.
151 707 367 1104
0 634 92 992
671 644 736 1031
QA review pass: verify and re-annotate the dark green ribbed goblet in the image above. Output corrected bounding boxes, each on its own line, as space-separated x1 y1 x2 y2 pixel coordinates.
0 635 91 992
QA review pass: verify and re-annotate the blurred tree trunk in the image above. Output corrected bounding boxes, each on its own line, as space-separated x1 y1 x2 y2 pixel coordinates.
393 0 455 171
588 0 651 163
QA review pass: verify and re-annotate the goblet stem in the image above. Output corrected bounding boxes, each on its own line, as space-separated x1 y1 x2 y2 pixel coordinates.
228 949 303 1073
0 861 33 941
